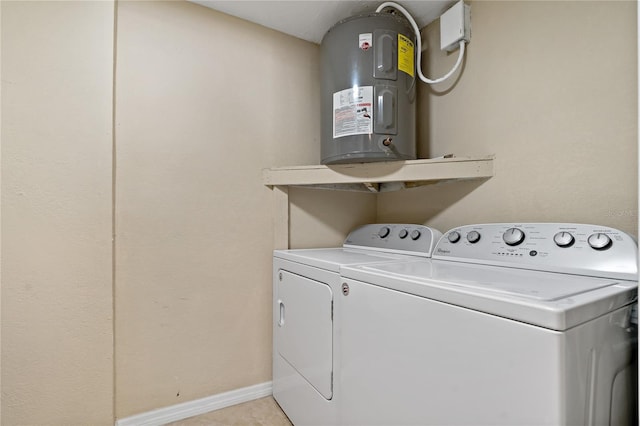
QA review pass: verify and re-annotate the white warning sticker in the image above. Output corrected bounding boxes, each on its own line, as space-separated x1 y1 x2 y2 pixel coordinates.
333 86 373 139
359 33 372 51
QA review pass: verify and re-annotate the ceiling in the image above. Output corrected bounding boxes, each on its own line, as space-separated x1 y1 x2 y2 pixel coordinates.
189 1 455 44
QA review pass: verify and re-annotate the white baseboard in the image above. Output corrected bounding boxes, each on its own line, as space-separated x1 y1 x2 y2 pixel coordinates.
115 381 273 426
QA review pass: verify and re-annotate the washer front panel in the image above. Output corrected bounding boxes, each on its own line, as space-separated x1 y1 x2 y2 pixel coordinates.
339 277 635 425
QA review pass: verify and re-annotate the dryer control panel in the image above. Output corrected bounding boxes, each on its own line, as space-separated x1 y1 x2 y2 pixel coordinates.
434 223 638 280
344 224 443 258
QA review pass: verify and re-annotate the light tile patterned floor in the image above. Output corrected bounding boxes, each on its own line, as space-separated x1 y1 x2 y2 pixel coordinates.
166 396 292 426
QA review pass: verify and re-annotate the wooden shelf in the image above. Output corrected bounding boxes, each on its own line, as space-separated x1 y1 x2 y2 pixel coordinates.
263 155 494 193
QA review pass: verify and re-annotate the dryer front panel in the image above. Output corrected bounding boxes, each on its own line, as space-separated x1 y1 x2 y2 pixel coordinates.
276 270 333 399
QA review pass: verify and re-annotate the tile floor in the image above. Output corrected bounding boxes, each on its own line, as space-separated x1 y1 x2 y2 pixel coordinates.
167 396 292 426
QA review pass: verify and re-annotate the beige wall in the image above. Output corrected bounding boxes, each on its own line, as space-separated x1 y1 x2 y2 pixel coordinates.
1 0 637 424
0 0 364 422
114 1 347 418
1 1 115 425
378 1 638 236
289 188 376 249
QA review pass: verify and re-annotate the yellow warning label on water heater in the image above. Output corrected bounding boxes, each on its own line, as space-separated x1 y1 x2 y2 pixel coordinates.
398 34 415 77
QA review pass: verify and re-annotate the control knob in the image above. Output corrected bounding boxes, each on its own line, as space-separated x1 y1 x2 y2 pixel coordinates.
467 231 481 244
503 228 525 246
553 232 575 248
399 229 408 239
410 230 421 240
378 226 390 239
588 233 612 250
447 231 461 243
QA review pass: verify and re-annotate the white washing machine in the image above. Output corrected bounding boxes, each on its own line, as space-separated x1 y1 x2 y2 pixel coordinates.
339 223 638 425
272 224 442 425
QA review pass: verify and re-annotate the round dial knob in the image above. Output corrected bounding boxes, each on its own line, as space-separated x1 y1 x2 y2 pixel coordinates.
588 233 612 250
378 226 390 239
553 232 575 248
447 231 461 243
503 228 525 246
467 231 481 244
410 230 421 240
398 229 408 239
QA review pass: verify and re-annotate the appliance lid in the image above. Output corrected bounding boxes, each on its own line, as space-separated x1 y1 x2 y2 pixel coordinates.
341 259 637 331
274 248 413 273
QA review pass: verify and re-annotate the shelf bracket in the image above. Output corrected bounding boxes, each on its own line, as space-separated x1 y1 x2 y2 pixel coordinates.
363 182 380 193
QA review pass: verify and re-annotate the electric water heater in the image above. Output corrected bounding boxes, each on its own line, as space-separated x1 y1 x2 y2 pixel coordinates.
320 12 416 165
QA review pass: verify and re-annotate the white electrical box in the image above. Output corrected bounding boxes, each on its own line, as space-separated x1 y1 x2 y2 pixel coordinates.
440 0 471 52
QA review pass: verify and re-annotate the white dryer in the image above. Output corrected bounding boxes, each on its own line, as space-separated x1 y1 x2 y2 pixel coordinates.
272 224 442 425
339 223 638 425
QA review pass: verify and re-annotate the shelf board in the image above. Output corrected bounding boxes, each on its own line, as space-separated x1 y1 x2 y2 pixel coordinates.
263 155 494 192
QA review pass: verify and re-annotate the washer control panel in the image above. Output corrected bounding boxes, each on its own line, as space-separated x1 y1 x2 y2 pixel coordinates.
344 224 443 258
433 223 638 280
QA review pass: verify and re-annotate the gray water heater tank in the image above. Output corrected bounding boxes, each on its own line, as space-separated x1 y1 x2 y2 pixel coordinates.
320 12 417 165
